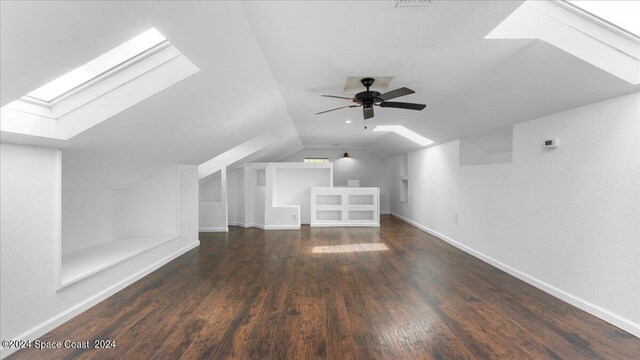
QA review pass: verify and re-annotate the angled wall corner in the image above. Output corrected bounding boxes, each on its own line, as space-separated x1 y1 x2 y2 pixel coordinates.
198 131 281 180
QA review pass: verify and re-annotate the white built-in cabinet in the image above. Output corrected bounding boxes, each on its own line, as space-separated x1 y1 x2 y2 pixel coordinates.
310 187 380 227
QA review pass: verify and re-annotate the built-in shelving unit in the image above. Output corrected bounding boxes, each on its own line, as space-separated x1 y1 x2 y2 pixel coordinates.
310 187 380 227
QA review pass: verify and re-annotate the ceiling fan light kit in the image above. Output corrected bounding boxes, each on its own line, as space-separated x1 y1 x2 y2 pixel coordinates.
316 77 427 128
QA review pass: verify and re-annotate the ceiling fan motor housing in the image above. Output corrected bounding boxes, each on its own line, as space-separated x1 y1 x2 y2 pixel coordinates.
355 91 381 108
317 77 425 119
357 78 381 107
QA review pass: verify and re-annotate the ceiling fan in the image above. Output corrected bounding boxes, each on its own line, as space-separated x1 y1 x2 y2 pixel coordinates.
316 77 426 128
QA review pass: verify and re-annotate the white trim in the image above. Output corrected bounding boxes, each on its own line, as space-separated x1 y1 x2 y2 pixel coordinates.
380 211 391 215
230 222 257 229
310 223 379 228
0 241 199 359
227 222 300 230
263 224 300 230
199 227 229 232
227 221 247 228
390 212 640 338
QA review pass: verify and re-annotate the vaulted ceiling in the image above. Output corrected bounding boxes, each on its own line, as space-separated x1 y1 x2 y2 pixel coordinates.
243 1 639 158
1 1 638 190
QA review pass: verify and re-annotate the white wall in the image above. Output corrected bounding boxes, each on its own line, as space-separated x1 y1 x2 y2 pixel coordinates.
386 92 640 336
62 190 114 255
0 143 199 358
235 166 266 228
198 169 228 231
115 166 179 238
253 182 266 227
199 171 222 202
282 148 390 213
227 168 243 226
274 168 331 224
459 138 512 166
63 166 182 255
227 163 333 228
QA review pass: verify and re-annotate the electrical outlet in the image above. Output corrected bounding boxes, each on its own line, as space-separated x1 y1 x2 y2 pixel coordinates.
453 214 458 223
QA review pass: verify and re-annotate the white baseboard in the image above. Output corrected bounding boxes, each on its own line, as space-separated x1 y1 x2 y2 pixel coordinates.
310 223 380 227
228 222 300 230
390 212 640 338
263 224 300 230
199 227 228 232
380 211 391 215
0 241 200 359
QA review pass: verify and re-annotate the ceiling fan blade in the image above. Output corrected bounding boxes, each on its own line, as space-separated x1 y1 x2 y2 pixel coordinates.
379 101 426 111
363 107 374 119
377 87 415 101
316 105 359 115
322 95 354 101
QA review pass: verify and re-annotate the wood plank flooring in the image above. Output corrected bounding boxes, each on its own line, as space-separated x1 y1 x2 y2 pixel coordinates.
8 215 640 359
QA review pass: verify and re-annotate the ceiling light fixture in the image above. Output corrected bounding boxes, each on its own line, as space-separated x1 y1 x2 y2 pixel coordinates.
345 120 352 124
343 152 349 158
373 125 434 146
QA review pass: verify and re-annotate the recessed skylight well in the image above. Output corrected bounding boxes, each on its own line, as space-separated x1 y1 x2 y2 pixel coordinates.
566 1 640 37
373 125 433 146
25 28 168 104
1 27 199 140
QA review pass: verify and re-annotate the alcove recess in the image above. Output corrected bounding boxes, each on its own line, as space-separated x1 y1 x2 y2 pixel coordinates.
60 166 181 288
400 153 408 203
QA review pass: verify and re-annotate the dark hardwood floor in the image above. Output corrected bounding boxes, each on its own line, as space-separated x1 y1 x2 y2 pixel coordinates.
8 215 639 359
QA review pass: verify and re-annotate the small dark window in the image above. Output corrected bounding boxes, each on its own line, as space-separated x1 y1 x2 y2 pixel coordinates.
304 158 330 163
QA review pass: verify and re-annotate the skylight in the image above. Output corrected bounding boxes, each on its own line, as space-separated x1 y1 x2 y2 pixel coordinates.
566 1 640 37
25 28 167 103
2 27 199 141
373 125 433 146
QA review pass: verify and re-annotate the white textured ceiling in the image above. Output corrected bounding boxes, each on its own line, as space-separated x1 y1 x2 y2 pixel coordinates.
1 0 639 191
243 0 640 158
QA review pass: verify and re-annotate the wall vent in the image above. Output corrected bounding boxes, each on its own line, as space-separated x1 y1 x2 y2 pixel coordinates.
394 0 432 8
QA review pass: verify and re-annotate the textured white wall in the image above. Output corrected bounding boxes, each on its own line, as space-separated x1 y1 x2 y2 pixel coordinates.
281 148 390 213
64 166 181 254
199 171 222 202
62 190 114 255
227 168 243 225
1 144 61 348
198 169 228 231
386 92 640 336
274 168 331 224
114 166 179 238
0 144 199 357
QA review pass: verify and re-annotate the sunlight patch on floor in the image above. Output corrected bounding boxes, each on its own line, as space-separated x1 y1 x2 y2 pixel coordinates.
311 243 389 254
